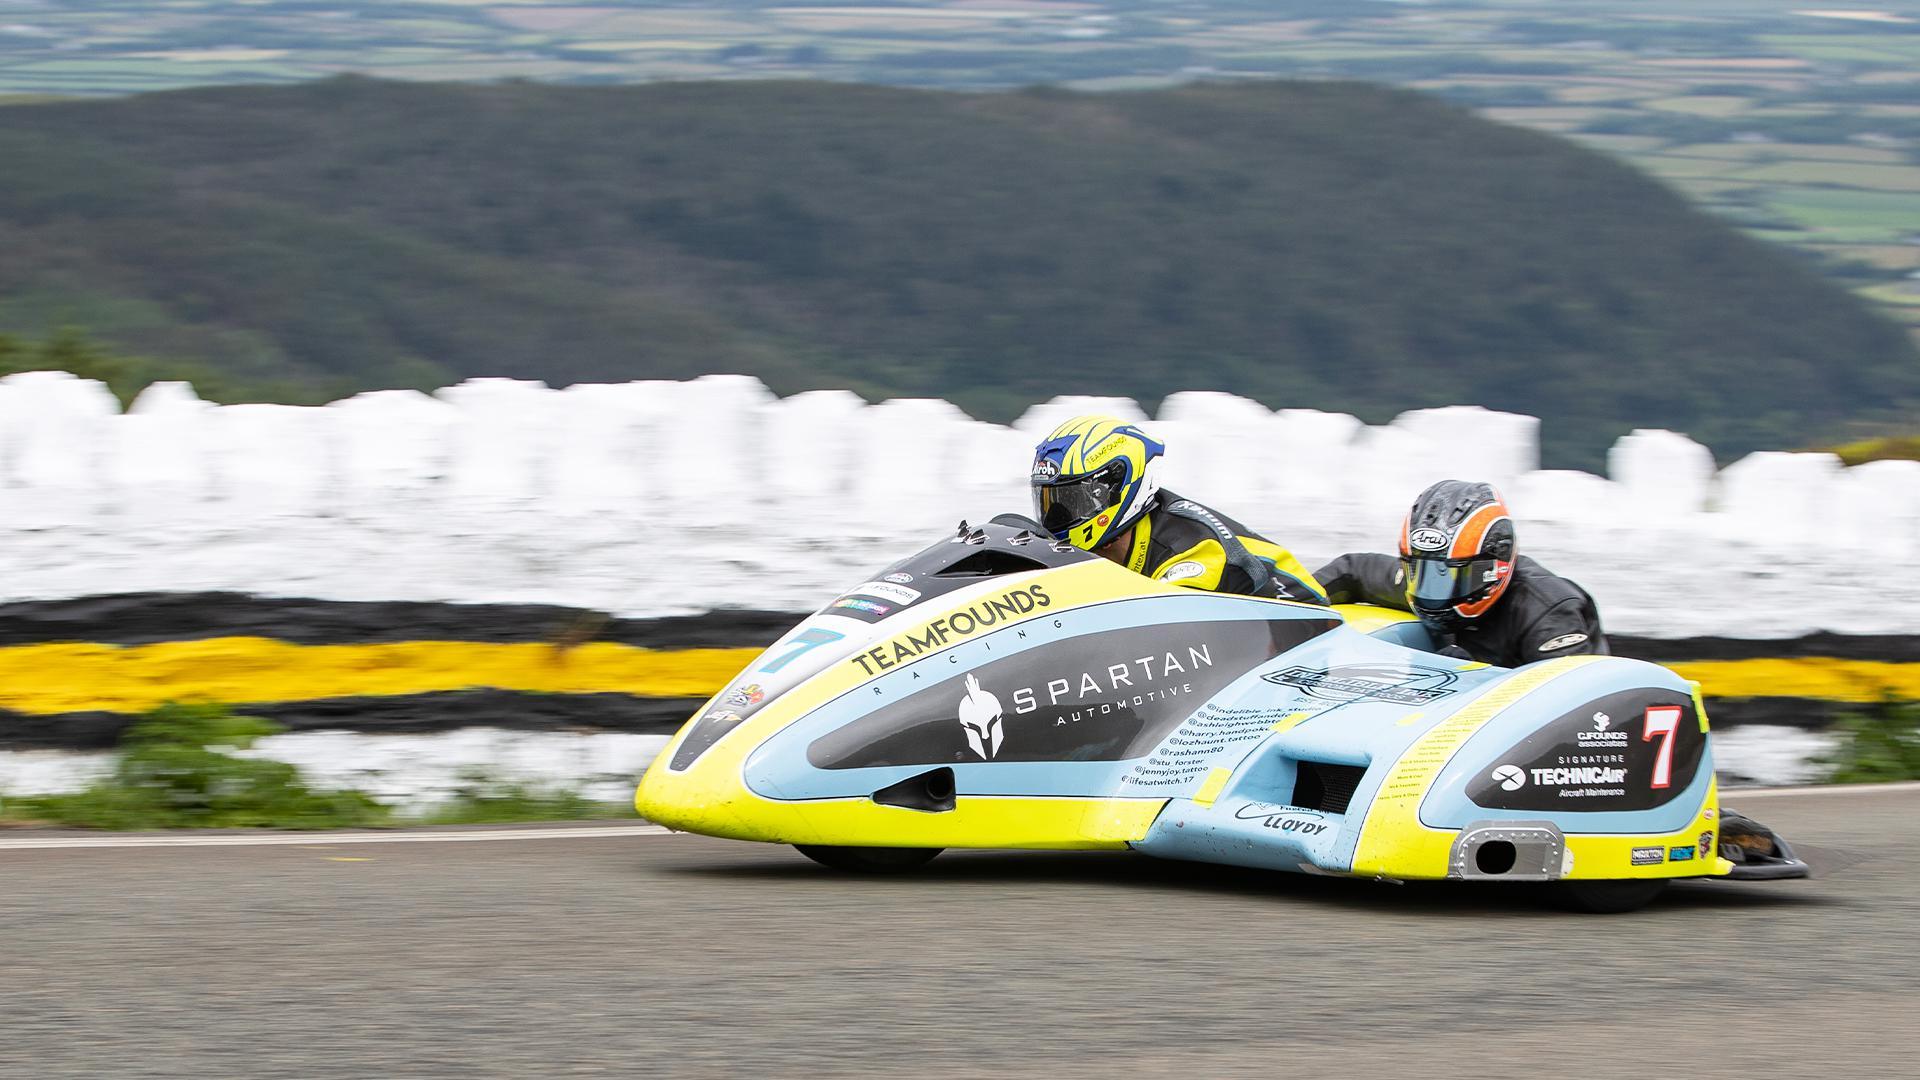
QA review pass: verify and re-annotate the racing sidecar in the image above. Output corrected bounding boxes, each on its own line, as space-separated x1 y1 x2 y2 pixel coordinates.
635 517 1808 911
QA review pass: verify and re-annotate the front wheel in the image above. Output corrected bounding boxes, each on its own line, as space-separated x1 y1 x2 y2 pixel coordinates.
794 845 943 873
1550 879 1668 914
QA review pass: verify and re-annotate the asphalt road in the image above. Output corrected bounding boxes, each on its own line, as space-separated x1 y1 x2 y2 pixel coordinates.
4 787 1917 1079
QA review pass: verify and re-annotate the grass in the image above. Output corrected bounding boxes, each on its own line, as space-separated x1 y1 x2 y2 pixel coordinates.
1644 94 1752 116
1735 161 1920 191
411 771 636 826
1819 700 1920 783
0 702 639 830
3 703 389 830
1823 434 1920 464
1762 189 1920 234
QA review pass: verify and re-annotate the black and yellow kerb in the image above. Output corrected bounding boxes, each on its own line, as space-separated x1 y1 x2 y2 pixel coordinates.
0 593 1910 750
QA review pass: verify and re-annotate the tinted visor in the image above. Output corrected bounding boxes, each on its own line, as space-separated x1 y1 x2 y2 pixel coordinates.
1404 555 1503 607
1033 460 1125 536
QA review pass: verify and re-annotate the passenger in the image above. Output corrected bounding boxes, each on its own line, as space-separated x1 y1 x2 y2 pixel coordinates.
1319 480 1797 864
1029 415 1326 603
1315 479 1605 666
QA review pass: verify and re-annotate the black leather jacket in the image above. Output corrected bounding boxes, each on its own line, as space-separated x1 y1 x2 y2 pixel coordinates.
1315 552 1607 667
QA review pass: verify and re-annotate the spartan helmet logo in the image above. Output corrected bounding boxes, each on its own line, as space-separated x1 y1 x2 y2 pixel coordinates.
957 674 1005 760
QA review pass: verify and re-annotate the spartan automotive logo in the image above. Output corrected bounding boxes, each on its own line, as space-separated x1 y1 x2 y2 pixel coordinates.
1009 644 1215 722
1490 764 1527 791
1262 663 1460 705
957 674 1005 759
1409 527 1448 551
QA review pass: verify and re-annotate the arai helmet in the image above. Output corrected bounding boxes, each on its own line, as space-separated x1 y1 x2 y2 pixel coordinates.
1400 480 1516 631
1030 415 1165 551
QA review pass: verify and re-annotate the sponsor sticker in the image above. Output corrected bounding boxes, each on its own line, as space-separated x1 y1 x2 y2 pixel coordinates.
1232 803 1331 836
883 572 914 585
852 580 921 606
1538 632 1590 653
1157 559 1207 583
1032 457 1059 480
1530 765 1627 786
1409 527 1448 551
1467 689 1700 812
1082 434 1127 469
1262 664 1459 705
1631 847 1664 866
956 674 1005 759
1700 830 1715 858
1576 712 1628 748
1490 764 1526 791
722 683 765 708
1007 644 1215 720
850 584 1052 676
833 597 891 616
1668 845 1696 863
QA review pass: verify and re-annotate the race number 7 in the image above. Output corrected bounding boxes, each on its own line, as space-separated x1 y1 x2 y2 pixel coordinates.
1642 705 1683 789
758 627 846 674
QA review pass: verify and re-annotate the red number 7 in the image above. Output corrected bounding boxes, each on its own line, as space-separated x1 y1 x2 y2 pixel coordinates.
1642 705 1683 789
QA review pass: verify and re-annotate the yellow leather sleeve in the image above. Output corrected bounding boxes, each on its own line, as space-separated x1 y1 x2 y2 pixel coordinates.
1148 539 1229 591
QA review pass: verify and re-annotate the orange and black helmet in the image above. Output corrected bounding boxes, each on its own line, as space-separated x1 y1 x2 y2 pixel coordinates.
1398 480 1516 630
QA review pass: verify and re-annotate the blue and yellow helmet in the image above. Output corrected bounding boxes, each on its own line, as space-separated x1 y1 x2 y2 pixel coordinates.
1030 414 1165 551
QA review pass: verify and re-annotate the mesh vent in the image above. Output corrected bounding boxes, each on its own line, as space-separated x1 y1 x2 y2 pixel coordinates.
935 549 1051 577
1292 761 1367 814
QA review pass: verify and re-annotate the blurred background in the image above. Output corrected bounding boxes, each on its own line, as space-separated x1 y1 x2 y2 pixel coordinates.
0 0 1916 825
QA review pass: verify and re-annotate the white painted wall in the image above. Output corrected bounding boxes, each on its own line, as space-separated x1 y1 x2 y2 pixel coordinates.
0 727 1830 803
2 370 1915 637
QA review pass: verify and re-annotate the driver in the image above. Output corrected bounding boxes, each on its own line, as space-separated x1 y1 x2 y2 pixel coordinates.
1030 415 1326 603
1314 479 1605 666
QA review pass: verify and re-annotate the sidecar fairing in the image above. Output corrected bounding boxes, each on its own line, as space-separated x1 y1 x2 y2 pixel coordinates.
636 520 1806 902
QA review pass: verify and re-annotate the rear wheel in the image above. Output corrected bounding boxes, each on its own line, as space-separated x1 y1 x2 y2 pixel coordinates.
794 845 943 873
1550 879 1668 914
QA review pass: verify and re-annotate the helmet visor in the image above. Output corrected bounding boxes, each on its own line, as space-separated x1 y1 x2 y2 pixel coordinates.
1034 461 1125 537
1404 555 1503 607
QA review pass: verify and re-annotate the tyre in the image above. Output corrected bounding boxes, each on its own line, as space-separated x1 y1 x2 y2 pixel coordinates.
1550 879 1669 914
794 845 943 873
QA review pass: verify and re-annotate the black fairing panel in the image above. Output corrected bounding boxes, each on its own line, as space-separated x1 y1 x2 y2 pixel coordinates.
807 615 1339 769
1466 687 1705 812
818 518 1091 625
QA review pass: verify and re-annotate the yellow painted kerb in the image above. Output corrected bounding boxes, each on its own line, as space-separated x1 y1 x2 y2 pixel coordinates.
0 638 756 715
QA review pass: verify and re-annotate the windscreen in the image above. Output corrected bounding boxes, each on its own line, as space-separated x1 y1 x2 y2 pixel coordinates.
818 517 1094 626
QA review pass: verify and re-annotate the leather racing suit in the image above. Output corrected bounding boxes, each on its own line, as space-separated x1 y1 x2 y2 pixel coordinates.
1122 490 1326 604
1314 552 1605 666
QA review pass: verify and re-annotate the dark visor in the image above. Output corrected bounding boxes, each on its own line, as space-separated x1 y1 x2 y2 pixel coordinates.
1034 460 1124 536
1404 555 1502 606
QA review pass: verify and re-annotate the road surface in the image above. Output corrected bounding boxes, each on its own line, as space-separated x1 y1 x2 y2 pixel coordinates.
4 786 1916 1078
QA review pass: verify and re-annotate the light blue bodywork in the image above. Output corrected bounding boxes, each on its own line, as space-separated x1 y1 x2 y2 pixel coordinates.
737 586 1711 878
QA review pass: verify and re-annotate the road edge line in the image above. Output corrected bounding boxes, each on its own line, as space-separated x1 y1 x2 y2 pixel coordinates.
0 823 675 850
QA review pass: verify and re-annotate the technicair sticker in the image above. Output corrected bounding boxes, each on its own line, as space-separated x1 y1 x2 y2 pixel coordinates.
849 584 1052 676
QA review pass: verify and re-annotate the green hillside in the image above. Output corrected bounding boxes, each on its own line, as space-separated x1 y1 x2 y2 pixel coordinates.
0 76 1913 465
